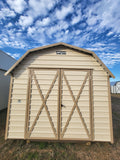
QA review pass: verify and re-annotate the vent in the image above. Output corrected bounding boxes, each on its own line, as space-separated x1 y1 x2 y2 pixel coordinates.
56 51 66 55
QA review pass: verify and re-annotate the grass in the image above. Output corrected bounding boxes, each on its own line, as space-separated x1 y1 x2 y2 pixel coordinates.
0 96 120 160
111 93 120 98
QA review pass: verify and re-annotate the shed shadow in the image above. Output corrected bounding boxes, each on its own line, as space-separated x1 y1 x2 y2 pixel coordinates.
111 96 120 143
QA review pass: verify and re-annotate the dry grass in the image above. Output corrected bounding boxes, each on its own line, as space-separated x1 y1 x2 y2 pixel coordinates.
0 96 120 160
111 94 120 99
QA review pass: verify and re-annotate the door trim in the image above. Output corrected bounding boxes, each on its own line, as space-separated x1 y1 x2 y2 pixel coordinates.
89 70 94 140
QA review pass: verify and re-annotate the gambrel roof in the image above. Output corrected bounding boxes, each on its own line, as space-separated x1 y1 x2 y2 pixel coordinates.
5 42 115 78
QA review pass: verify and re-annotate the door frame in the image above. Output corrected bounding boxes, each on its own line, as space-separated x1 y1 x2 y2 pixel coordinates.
24 67 93 141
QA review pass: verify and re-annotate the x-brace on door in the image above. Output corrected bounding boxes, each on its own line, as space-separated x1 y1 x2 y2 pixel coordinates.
25 68 93 141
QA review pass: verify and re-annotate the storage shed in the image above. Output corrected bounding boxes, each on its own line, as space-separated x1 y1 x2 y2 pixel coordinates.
111 81 120 94
5 42 114 143
0 50 16 111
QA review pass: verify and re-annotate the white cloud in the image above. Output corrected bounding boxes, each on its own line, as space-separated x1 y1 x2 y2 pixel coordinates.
47 20 69 37
85 0 120 33
7 52 20 59
56 5 73 20
75 30 81 35
0 8 16 20
6 0 27 14
27 26 36 36
6 22 13 28
36 17 50 27
65 30 69 34
28 0 56 17
0 27 28 49
1 35 27 48
27 24 47 45
27 19 70 44
85 41 120 68
17 0 57 28
99 52 120 68
19 16 33 28
86 16 98 26
71 14 81 25
86 42 116 52
107 31 114 36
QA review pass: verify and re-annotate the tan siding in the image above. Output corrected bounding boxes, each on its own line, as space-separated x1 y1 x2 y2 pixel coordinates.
7 46 111 142
7 69 28 139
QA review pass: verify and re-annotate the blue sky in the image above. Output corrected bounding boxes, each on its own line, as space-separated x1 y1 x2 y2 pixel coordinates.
0 0 120 81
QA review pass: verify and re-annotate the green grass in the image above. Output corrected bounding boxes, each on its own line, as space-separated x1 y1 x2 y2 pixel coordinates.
22 152 39 160
39 142 48 149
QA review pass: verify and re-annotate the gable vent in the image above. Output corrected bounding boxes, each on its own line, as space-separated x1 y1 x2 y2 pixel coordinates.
56 51 66 55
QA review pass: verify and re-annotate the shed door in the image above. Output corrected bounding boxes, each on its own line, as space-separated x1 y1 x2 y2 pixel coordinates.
60 69 92 140
26 68 92 140
26 69 59 139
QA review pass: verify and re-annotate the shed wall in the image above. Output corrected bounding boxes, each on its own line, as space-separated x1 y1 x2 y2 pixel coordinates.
7 46 112 142
0 70 10 110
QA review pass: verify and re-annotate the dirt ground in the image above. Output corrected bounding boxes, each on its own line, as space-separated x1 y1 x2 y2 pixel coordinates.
0 96 120 160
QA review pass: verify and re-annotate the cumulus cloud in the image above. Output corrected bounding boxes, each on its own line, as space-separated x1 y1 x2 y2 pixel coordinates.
85 41 120 68
47 20 69 37
56 5 73 20
0 27 28 49
86 16 98 26
17 0 57 28
27 26 36 36
36 17 50 27
75 30 81 35
6 22 13 28
99 52 120 68
18 16 33 28
86 42 115 52
0 35 27 48
85 0 120 33
28 0 56 17
71 14 81 25
0 8 16 20
6 0 27 14
107 31 114 36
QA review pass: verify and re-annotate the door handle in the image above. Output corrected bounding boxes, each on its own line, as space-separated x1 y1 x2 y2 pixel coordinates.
61 104 65 107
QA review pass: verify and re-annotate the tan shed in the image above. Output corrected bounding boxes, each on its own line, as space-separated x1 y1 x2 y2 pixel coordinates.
5 42 114 143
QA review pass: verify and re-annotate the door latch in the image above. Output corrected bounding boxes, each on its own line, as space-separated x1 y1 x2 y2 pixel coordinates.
61 104 65 107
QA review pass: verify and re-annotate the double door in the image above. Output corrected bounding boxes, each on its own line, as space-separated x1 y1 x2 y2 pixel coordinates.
25 68 93 141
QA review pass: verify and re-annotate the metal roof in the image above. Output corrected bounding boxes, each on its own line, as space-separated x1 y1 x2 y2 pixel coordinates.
0 50 16 71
